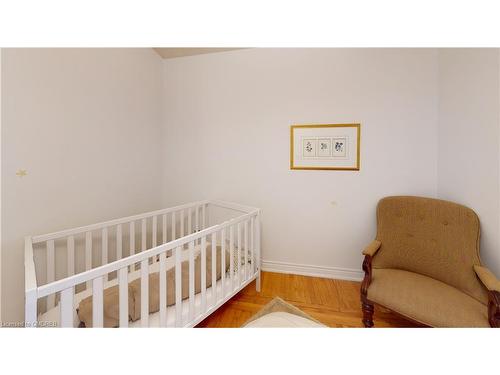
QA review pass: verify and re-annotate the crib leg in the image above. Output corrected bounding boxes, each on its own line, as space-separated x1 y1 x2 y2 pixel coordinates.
256 269 261 292
255 211 262 293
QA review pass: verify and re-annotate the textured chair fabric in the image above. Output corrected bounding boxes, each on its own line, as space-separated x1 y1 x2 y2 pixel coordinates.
474 265 500 292
372 196 488 305
368 268 489 327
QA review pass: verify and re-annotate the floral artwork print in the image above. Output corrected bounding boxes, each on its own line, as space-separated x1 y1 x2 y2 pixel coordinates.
331 137 347 157
317 138 332 157
302 138 317 156
302 137 346 158
292 125 359 170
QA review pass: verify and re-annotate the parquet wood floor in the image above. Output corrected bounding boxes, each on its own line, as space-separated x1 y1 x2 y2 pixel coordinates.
196 271 419 327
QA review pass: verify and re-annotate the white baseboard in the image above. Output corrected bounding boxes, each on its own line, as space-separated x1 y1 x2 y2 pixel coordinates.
261 260 364 281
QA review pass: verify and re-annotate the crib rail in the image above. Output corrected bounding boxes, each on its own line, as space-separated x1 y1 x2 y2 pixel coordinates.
24 200 261 328
30 200 210 244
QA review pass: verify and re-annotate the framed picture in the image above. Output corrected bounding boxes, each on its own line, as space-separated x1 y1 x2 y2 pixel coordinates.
290 124 360 170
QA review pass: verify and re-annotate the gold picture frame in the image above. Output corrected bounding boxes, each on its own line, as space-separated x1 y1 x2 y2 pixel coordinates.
290 124 360 171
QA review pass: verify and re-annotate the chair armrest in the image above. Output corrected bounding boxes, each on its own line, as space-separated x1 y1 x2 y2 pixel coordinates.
361 240 382 308
474 266 500 292
362 240 382 257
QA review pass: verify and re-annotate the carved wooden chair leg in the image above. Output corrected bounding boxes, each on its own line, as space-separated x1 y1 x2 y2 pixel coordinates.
360 254 375 328
488 291 500 328
362 301 374 328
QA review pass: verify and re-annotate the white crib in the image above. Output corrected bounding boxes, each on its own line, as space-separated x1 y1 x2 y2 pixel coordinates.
24 200 261 327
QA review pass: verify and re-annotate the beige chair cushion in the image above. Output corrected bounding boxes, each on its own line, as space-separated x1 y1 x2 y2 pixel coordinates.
367 268 489 327
373 196 488 304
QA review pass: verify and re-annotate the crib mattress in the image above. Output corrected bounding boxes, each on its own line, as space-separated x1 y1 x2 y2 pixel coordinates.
38 266 254 327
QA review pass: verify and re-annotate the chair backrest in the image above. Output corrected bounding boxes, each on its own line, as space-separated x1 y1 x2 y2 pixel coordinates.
372 196 488 304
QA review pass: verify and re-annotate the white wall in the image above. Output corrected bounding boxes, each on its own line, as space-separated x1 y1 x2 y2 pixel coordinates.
0 48 3 322
438 48 500 276
161 49 439 277
1 48 164 322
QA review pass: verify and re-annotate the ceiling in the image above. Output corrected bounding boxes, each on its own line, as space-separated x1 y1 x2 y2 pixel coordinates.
153 48 244 59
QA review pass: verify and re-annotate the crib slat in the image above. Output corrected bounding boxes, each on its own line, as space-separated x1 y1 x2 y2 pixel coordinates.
221 228 226 298
172 211 176 240
92 276 104 327
180 210 185 237
130 221 136 271
129 221 135 254
152 216 157 247
244 220 249 281
201 236 207 313
229 226 234 292
85 232 92 289
116 224 122 260
202 204 206 229
237 223 242 287
60 287 73 327
211 232 217 307
67 236 75 277
159 251 167 327
195 206 199 232
175 246 182 327
188 240 195 321
250 217 255 275
141 259 149 327
102 228 108 281
188 207 192 235
46 240 55 308
118 267 128 327
256 213 261 292
162 214 167 244
141 218 147 252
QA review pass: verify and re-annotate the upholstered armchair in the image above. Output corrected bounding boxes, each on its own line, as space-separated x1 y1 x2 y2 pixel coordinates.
360 196 500 328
